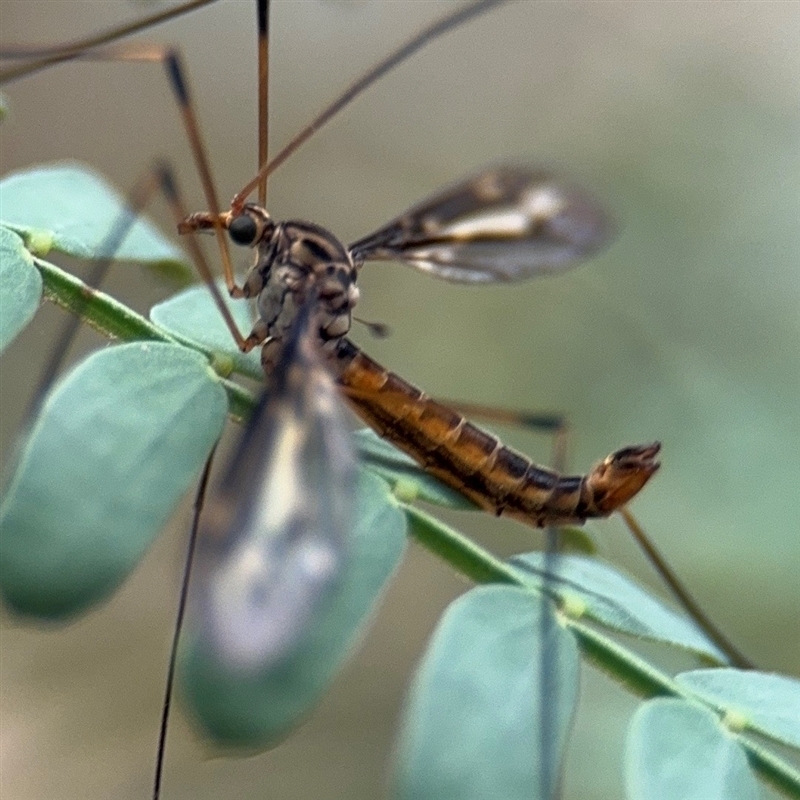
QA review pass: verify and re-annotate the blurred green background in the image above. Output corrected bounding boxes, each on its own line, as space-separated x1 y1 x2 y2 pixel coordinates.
1 1 798 798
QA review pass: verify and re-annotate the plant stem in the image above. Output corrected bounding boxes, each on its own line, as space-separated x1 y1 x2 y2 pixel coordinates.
34 256 256 419
36 256 176 344
33 253 800 800
402 501 800 799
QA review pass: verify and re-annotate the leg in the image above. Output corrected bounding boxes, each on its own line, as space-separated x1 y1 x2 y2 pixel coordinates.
23 166 166 424
2 34 251 349
437 397 754 669
21 155 256 427
0 0 220 82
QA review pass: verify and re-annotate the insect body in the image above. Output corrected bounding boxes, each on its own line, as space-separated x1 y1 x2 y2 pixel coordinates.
332 339 660 527
2 3 792 799
0 3 669 798
181 163 659 533
180 161 660 675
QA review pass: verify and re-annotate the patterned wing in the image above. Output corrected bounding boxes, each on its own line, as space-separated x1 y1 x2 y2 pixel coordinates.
348 165 612 283
192 300 355 672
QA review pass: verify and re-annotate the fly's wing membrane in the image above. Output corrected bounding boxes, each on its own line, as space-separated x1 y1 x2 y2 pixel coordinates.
348 165 612 283
192 308 355 672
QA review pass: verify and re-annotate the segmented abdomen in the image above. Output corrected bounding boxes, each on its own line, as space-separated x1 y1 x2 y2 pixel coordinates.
330 339 660 527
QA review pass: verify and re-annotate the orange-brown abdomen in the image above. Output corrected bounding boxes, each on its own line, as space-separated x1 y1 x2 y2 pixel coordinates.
331 339 659 527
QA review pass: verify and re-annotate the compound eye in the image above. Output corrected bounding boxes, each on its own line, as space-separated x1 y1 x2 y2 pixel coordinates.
228 214 259 246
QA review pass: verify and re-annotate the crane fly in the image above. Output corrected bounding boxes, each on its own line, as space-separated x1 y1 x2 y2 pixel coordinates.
181 160 661 669
183 162 661 529
3 1 750 798
0 8 661 540
64 0 664 685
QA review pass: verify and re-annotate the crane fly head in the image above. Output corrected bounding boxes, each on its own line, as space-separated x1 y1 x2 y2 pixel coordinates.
178 205 276 249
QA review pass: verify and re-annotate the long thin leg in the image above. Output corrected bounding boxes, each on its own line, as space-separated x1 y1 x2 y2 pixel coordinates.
6 160 234 792
153 445 217 800
21 167 163 426
159 48 243 308
0 0 219 83
618 508 754 669
4 39 252 348
448 398 569 795
17 160 273 793
437 399 567 437
19 157 249 431
232 0 508 205
541 426 567 799
256 0 270 207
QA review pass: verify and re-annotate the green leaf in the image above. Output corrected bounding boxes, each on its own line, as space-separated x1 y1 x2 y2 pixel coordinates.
0 163 187 269
150 282 262 379
556 525 598 555
178 468 407 748
0 225 41 351
512 553 727 662
394 585 579 800
626 698 759 800
0 342 227 618
677 669 800 750
354 428 475 510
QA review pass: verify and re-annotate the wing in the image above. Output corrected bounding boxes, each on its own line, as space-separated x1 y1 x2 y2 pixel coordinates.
192 299 356 672
348 165 612 283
